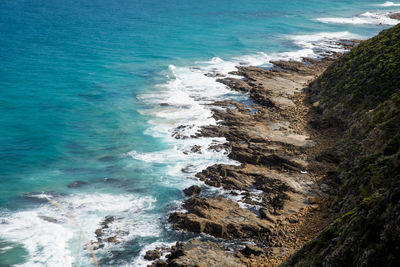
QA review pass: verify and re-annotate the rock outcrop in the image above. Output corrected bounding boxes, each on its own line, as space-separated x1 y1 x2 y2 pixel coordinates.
169 197 271 239
182 185 202 197
165 239 245 267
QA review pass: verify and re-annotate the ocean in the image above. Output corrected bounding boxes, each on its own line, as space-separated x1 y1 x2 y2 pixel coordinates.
0 0 398 266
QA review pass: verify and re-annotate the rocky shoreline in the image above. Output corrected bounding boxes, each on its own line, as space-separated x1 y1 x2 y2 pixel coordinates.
142 40 363 267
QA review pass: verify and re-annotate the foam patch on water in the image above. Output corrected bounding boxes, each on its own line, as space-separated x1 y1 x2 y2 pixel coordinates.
288 31 364 55
138 60 245 140
0 193 156 266
127 137 240 190
376 1 400 7
317 11 400 25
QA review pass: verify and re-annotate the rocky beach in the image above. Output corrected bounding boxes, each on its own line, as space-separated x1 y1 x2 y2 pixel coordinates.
141 39 362 266
143 23 400 266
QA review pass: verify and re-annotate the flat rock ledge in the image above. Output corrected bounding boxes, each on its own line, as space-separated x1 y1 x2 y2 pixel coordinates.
169 197 271 239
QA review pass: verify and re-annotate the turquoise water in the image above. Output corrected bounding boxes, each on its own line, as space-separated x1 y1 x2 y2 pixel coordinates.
0 0 399 265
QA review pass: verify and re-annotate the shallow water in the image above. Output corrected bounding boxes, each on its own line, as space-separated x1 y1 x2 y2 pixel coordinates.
0 0 399 265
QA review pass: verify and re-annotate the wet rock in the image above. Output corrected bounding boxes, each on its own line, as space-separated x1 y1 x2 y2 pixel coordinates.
95 228 103 237
183 185 202 197
241 244 265 257
171 125 195 139
147 259 168 267
181 165 197 173
67 180 88 188
144 249 162 260
205 72 225 78
388 13 400 20
207 143 227 152
38 216 58 223
101 215 115 227
107 236 119 243
92 216 124 249
190 145 201 153
216 77 252 93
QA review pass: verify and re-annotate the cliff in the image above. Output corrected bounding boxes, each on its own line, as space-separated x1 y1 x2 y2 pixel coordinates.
283 24 400 267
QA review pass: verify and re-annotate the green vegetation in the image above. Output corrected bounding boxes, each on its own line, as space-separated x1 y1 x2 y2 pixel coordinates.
308 25 400 120
283 24 400 267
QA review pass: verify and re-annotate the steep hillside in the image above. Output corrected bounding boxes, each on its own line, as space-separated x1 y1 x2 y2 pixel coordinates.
283 25 400 266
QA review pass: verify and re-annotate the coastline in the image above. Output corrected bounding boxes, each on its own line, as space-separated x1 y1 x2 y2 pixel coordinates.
0 0 399 265
142 40 362 266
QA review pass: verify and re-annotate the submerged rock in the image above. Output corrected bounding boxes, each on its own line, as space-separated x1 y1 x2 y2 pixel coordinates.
147 259 168 267
92 215 126 249
190 145 201 153
38 216 58 223
67 180 88 188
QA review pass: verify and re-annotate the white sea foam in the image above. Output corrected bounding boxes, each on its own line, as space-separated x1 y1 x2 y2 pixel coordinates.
317 11 400 25
138 61 240 140
136 57 251 190
128 137 240 189
0 193 156 266
288 31 364 55
376 1 400 7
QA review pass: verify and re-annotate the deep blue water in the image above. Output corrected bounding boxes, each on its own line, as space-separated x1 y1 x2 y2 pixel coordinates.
0 0 399 265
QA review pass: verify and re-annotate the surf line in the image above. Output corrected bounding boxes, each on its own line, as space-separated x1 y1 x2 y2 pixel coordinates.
44 196 99 267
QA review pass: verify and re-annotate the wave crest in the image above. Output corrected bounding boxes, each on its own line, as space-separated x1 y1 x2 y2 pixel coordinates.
317 11 400 25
